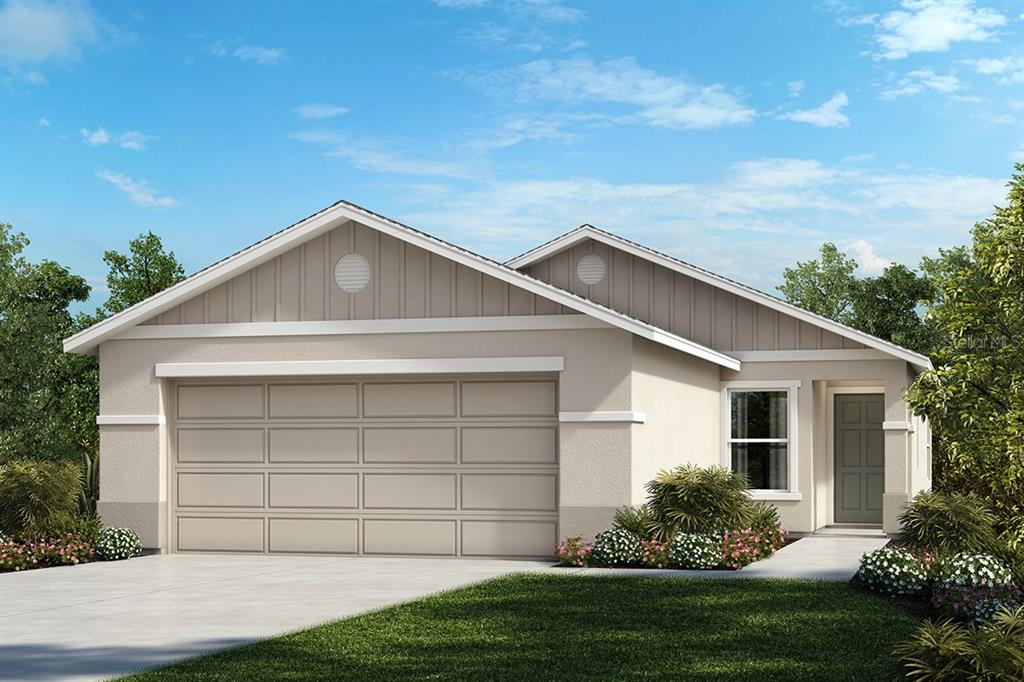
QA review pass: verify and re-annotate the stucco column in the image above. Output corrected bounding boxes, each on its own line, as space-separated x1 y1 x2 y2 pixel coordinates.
882 372 911 534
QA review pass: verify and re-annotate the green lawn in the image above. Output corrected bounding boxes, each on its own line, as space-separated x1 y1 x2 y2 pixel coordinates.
124 575 917 681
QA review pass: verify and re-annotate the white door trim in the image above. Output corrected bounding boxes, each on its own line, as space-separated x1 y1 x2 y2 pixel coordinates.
155 356 565 378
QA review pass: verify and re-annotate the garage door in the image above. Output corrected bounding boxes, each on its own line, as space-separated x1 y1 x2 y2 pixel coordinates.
170 376 558 558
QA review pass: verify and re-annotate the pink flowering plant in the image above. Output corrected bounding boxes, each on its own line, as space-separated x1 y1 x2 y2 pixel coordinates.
639 538 672 568
718 527 787 570
555 536 593 567
0 532 95 572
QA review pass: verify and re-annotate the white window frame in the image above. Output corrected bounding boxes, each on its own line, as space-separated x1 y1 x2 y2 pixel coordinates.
720 380 801 501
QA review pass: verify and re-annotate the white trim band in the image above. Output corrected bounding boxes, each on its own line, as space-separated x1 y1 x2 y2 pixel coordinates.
728 349 891 362
155 356 565 378
748 491 803 502
882 421 915 432
96 415 165 426
116 315 609 341
558 411 646 423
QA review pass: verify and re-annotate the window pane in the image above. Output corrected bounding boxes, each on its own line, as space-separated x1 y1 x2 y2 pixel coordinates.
731 442 788 489
731 390 787 439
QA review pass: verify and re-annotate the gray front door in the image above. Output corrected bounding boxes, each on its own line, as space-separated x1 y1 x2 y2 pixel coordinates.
834 394 884 524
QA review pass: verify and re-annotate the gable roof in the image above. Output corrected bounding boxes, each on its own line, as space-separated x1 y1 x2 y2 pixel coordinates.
64 201 741 370
506 224 932 371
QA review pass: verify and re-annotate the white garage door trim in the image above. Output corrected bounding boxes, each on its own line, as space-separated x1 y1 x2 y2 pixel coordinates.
170 375 559 559
156 356 564 378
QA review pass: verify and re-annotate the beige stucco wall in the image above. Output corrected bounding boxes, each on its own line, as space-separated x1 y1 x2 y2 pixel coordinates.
97 326 635 549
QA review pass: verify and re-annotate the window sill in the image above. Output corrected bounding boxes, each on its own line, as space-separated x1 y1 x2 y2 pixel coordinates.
747 491 802 501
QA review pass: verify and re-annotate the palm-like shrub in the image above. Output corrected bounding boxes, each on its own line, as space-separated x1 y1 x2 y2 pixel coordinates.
0 460 82 538
899 491 999 555
747 502 782 532
612 505 654 539
645 465 751 539
893 606 1024 680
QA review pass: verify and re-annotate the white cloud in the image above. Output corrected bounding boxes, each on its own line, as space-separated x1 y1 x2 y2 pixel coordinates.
871 0 1006 60
232 45 283 64
80 127 110 145
847 239 892 275
507 0 584 23
0 0 98 63
966 56 1024 84
879 69 961 99
117 131 153 151
564 39 587 51
37 117 50 127
787 80 805 97
1011 141 1024 162
96 170 178 208
290 130 480 180
778 92 850 127
434 0 487 6
294 103 350 119
510 57 756 129
24 69 46 85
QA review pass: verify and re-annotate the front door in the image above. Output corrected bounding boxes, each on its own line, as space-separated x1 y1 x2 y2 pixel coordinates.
834 394 884 524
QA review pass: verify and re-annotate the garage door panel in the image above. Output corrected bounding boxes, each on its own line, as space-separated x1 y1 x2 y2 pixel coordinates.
363 473 456 509
178 385 264 419
363 519 456 556
177 473 264 508
177 428 264 463
269 473 358 509
364 427 456 463
177 517 264 552
268 428 358 463
460 381 556 417
269 518 358 553
363 383 456 417
462 427 556 463
462 474 557 511
268 384 358 418
462 520 557 557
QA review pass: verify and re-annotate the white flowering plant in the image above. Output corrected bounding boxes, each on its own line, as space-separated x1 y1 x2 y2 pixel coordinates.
858 548 929 596
590 528 642 567
669 533 720 569
933 553 1021 623
95 527 142 561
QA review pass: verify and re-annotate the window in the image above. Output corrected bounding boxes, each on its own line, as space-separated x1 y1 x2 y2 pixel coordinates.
722 382 798 492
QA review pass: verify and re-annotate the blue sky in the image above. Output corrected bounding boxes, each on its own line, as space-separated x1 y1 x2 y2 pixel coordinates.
2 0 1022 308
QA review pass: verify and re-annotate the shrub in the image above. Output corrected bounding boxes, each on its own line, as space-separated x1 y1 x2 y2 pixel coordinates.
645 465 752 539
612 505 654 540
95 527 142 561
933 553 1020 623
720 528 787 570
899 491 999 555
668 533 720 569
893 606 1024 681
747 502 782 533
590 528 642 567
858 548 929 596
0 530 9 544
0 460 82 538
555 536 593 567
0 533 95 572
638 538 672 568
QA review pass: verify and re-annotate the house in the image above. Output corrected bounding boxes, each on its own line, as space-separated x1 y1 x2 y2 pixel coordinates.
64 200 932 558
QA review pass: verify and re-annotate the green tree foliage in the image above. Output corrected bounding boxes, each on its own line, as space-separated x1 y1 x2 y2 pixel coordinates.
906 165 1024 543
99 231 185 316
0 459 83 537
778 243 935 354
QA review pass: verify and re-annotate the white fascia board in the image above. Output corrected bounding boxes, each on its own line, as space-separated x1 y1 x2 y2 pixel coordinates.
729 349 892 362
558 411 646 423
115 315 609 341
154 356 565 378
96 415 165 425
508 226 932 371
64 202 736 371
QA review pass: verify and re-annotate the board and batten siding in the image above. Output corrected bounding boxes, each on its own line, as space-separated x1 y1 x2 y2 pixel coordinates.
523 238 865 353
144 220 575 326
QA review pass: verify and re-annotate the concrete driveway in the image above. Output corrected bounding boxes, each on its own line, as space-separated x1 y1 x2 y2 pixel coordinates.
0 554 555 682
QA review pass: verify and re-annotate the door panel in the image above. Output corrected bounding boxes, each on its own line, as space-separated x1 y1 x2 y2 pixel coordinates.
834 394 884 523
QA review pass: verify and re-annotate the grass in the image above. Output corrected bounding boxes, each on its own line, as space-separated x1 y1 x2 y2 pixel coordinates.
124 574 918 681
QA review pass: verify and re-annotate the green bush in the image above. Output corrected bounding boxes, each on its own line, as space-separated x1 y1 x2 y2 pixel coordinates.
899 491 999 555
747 502 782 532
668 533 720 569
95 527 142 561
858 548 929 596
0 460 83 538
645 465 752 539
893 606 1024 681
590 528 642 567
612 505 654 539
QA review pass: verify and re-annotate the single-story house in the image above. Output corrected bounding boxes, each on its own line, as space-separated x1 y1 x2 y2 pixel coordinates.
65 200 932 558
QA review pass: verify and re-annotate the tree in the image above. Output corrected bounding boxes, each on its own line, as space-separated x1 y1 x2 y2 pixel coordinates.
0 224 93 462
906 164 1024 543
100 231 185 315
777 243 858 321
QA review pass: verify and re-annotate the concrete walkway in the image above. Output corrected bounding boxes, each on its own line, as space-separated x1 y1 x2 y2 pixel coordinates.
0 554 554 682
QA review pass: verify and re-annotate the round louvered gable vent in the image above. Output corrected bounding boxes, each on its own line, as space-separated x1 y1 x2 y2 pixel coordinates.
334 254 371 293
576 254 606 286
